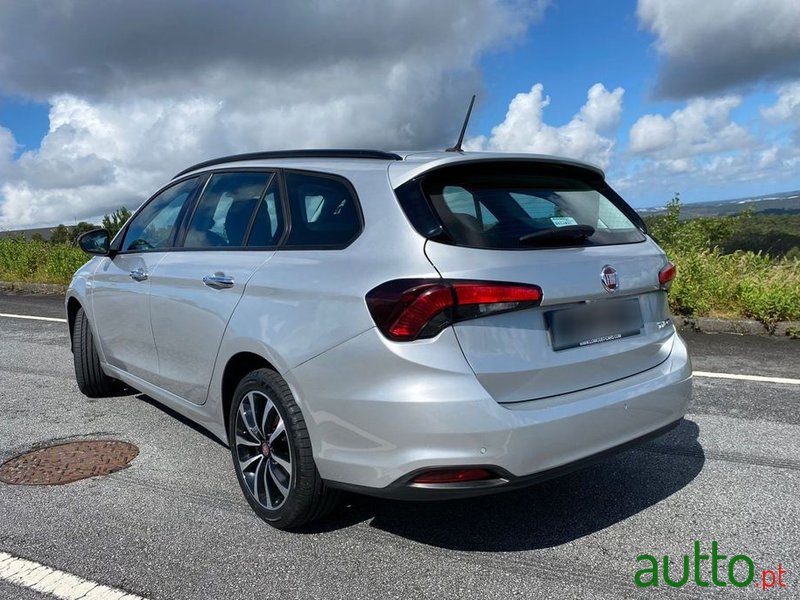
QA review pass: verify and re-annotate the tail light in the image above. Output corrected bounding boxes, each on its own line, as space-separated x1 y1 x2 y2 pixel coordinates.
658 262 676 288
366 279 543 341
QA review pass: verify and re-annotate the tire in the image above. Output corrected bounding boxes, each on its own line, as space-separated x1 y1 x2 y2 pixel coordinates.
228 368 339 529
72 307 118 398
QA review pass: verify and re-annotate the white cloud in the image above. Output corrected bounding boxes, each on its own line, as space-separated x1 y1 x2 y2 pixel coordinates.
616 92 800 203
0 126 15 173
578 83 625 131
0 1 550 228
638 0 800 97
627 115 674 155
629 96 752 157
466 83 624 170
621 2 800 202
757 147 779 169
762 82 800 124
0 96 214 227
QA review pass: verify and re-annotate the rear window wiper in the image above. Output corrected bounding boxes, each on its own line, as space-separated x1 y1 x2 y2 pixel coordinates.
519 224 595 246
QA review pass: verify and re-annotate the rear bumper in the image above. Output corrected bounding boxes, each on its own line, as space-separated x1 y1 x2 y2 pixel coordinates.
288 327 692 495
328 418 682 500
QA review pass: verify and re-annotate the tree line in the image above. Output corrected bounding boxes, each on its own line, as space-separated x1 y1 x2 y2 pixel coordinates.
36 207 132 245
643 194 800 260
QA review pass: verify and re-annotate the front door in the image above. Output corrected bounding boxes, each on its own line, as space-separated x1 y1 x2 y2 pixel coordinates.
91 176 202 381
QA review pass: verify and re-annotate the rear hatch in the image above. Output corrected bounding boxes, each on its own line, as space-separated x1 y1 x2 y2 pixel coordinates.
393 159 675 403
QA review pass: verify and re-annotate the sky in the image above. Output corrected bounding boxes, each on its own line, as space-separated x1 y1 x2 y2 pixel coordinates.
0 0 799 228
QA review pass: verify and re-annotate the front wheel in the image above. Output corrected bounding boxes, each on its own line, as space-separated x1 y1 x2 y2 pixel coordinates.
72 307 119 398
228 368 338 529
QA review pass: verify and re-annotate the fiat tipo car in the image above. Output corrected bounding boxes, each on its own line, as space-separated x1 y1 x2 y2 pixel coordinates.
68 150 691 528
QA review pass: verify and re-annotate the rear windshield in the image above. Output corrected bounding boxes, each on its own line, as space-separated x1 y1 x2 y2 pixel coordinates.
395 162 646 249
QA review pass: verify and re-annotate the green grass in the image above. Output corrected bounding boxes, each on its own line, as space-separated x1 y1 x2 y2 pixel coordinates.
0 236 87 285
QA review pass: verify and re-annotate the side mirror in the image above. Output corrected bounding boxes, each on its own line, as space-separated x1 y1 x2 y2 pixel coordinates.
77 228 112 256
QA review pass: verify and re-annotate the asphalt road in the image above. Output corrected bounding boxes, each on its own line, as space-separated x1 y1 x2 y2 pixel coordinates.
1 294 798 599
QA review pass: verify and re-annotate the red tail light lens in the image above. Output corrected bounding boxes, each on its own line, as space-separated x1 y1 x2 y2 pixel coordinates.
366 279 543 341
387 283 454 340
412 468 495 484
658 262 676 287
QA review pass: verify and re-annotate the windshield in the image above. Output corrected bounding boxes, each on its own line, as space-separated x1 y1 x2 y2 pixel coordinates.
396 162 646 250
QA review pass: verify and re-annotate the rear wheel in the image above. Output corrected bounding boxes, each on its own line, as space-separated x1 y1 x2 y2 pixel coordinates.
229 368 338 529
72 307 119 398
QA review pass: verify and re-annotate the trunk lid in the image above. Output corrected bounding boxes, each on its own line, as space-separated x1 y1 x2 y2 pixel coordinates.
425 239 675 403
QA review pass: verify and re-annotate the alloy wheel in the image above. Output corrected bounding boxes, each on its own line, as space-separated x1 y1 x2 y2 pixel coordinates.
234 390 293 510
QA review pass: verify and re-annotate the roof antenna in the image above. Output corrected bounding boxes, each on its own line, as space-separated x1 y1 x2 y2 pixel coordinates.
446 94 476 152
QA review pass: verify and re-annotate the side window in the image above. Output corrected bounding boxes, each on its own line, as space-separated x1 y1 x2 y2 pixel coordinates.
122 177 199 252
247 178 285 247
284 172 361 247
184 172 272 248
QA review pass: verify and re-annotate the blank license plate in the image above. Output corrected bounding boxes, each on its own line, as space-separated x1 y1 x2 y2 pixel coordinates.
546 298 643 351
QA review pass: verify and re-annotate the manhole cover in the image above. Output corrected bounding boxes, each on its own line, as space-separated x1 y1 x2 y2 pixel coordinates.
0 440 138 485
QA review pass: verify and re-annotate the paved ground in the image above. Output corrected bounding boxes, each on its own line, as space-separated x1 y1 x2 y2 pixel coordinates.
0 294 798 599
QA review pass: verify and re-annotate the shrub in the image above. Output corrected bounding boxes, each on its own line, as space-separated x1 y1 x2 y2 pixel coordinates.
738 265 800 332
102 207 132 238
645 196 800 329
0 236 87 284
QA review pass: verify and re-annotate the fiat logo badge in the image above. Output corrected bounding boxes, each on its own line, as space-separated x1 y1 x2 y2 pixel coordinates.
601 265 618 292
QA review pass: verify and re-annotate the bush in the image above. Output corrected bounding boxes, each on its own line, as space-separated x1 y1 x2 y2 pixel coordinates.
739 265 800 332
645 196 800 328
102 207 132 238
0 235 87 284
0 208 129 284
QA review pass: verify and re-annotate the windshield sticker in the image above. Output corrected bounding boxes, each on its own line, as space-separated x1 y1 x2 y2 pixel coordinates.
550 216 578 227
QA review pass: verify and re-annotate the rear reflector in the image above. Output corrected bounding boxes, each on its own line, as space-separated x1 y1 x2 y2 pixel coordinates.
412 468 495 484
366 279 543 341
658 262 676 287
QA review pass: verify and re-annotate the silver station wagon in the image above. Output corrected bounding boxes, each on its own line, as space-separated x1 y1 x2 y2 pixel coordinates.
67 149 692 529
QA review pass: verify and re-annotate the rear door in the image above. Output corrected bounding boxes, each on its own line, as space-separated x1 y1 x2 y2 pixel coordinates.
400 161 675 403
148 171 284 404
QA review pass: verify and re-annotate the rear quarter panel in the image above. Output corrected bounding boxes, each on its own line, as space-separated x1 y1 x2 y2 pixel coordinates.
206 167 441 425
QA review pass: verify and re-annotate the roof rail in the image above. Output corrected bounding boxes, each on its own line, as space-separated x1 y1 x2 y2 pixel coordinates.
174 149 403 178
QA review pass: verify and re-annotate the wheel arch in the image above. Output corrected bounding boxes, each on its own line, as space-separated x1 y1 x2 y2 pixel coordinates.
221 352 278 438
66 296 83 347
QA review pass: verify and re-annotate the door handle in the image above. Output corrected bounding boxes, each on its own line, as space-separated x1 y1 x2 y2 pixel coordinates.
129 269 149 282
203 274 235 289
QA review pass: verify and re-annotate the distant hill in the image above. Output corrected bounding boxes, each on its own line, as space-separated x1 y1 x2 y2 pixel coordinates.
638 190 800 219
0 226 57 241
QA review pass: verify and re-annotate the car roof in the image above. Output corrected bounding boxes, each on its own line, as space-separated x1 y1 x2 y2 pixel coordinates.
174 149 605 185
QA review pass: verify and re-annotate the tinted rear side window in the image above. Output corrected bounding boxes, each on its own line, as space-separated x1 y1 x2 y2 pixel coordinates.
284 172 361 247
397 162 646 250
